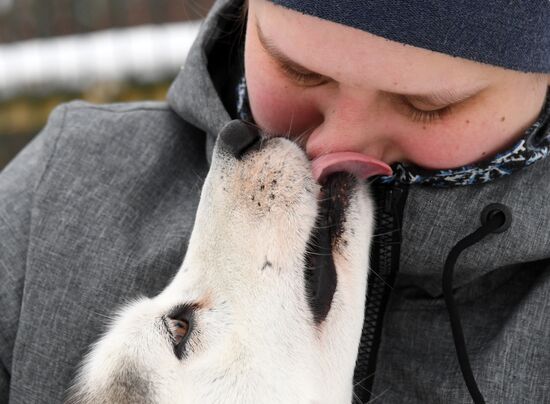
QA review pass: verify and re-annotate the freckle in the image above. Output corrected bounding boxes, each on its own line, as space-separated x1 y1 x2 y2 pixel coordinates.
251 195 255 201
270 193 275 199
422 125 427 130
501 116 506 122
258 202 261 207
466 119 470 124
482 152 487 156
260 185 265 190
272 179 277 185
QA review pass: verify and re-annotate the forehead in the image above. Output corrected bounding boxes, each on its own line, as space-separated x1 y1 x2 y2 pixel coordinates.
250 0 495 93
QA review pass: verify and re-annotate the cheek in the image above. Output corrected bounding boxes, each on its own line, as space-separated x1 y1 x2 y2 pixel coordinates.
395 85 545 169
245 50 322 136
247 76 322 136
397 118 505 169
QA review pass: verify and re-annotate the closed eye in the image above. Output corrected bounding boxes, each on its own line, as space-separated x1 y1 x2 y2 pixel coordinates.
405 103 453 123
278 62 329 87
396 96 455 124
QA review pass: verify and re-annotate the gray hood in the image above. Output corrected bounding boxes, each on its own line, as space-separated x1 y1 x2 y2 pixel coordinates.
168 0 237 164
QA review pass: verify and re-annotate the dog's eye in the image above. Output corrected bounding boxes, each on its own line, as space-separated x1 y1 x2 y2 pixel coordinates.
172 319 190 345
166 303 196 359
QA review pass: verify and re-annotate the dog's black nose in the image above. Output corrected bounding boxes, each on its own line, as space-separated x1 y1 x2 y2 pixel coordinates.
218 120 261 159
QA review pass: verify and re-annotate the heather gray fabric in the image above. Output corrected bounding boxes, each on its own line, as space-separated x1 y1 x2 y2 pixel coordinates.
1 0 549 403
0 101 209 403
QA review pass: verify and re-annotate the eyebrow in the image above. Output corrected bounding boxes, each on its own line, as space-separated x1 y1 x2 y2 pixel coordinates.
256 19 325 76
256 19 485 106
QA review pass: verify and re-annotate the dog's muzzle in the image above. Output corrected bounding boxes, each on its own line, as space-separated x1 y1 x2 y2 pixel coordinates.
217 120 357 326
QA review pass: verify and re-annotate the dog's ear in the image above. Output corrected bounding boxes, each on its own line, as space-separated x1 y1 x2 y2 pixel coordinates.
218 120 261 159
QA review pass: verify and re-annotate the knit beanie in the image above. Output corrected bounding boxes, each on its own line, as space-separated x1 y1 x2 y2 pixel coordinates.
267 0 550 73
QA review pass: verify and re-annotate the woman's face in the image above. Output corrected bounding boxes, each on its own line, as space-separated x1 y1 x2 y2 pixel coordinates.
244 0 550 169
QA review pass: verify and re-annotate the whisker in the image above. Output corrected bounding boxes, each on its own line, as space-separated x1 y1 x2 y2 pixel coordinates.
371 228 400 237
311 224 337 230
352 390 365 404
285 110 296 138
294 126 315 147
367 268 394 290
354 381 373 395
304 251 333 257
353 371 378 388
367 388 391 403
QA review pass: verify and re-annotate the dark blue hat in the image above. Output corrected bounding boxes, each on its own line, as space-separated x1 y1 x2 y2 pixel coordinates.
267 0 550 73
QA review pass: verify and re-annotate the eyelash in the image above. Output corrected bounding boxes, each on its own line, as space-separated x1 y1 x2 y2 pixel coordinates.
278 63 454 123
278 63 326 86
404 102 453 123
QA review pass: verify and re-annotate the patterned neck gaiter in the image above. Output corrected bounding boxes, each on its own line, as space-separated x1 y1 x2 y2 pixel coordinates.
237 77 550 188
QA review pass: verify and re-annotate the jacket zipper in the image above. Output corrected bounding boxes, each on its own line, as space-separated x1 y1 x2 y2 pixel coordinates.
353 183 408 402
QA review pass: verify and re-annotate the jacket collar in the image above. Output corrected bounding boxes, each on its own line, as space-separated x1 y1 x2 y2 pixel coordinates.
167 0 238 164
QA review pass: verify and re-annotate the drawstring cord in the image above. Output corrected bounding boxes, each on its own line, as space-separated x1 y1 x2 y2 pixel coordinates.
442 203 512 404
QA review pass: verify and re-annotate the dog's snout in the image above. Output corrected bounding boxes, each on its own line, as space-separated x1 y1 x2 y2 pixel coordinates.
218 120 261 159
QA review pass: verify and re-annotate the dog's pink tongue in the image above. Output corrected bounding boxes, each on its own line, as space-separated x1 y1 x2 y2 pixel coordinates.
312 152 393 183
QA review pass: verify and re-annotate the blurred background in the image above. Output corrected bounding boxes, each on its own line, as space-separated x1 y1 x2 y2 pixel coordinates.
0 0 215 169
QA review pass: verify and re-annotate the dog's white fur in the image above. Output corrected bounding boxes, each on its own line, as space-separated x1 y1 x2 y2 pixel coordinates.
66 137 374 404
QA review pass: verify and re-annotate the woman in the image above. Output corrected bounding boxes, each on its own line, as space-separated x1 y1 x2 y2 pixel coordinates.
0 0 548 403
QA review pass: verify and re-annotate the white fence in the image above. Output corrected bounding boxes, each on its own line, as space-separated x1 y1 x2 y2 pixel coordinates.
0 20 201 99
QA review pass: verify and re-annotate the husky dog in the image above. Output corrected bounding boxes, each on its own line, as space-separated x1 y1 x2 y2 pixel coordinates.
66 120 374 404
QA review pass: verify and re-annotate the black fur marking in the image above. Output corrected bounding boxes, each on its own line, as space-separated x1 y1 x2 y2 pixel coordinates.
261 259 273 271
304 173 357 325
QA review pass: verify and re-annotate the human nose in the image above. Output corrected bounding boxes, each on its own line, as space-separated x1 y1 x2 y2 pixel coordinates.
304 92 401 165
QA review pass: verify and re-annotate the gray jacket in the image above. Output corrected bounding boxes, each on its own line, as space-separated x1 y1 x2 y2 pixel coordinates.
1 0 548 403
